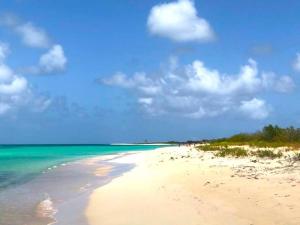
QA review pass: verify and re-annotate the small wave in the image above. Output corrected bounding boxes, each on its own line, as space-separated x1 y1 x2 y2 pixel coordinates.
45 165 58 172
35 194 57 225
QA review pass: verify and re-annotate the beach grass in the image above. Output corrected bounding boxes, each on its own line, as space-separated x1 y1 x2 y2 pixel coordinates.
216 147 248 158
197 144 286 159
211 140 299 149
196 145 223 152
195 124 300 160
254 150 283 159
197 145 248 158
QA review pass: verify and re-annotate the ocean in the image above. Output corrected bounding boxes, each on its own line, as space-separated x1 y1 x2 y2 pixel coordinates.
0 144 164 225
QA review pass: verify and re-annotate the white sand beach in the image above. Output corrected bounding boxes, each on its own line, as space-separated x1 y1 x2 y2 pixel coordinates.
86 146 300 225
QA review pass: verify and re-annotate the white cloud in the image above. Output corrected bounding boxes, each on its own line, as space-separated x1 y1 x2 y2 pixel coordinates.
138 97 153 105
0 42 51 115
102 72 137 88
102 58 294 120
39 44 67 73
275 75 295 93
147 0 214 42
0 43 27 95
0 14 51 48
293 53 300 72
0 42 9 61
261 72 294 93
24 44 67 75
0 14 67 75
0 75 27 95
184 59 262 95
15 22 50 48
239 98 269 120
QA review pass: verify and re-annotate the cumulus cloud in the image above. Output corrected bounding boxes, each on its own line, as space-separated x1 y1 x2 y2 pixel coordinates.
0 43 28 94
38 44 67 73
261 72 294 93
147 0 214 42
239 98 269 120
0 74 27 95
0 14 67 75
15 22 51 48
0 42 51 115
293 53 300 72
0 14 51 48
22 44 67 75
101 58 294 120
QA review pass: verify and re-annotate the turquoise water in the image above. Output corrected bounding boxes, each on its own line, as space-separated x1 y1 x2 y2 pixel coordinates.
0 144 162 190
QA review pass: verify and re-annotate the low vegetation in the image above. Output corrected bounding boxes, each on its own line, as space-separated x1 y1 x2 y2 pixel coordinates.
196 145 222 152
197 145 248 158
197 145 284 159
293 152 300 161
254 150 283 159
194 125 300 159
216 147 248 158
211 125 300 149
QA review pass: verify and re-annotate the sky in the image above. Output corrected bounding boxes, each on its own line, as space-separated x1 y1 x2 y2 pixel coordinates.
1 0 300 144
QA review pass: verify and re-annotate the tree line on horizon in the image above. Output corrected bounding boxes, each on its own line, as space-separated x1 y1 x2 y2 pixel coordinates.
217 124 300 144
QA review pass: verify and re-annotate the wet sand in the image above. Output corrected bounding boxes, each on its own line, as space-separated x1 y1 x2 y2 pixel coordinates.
86 146 300 225
0 153 134 225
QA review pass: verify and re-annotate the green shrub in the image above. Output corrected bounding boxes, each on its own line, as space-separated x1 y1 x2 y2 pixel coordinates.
216 147 248 158
255 150 283 159
197 145 222 152
211 125 300 147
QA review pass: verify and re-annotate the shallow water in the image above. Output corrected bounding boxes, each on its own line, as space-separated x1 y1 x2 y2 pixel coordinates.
0 145 160 190
0 145 162 225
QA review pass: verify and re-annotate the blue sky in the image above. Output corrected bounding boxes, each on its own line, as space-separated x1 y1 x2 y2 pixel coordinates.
0 0 300 144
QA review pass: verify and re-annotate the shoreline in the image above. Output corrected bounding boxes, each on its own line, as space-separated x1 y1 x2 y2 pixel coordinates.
85 146 300 225
50 152 138 225
0 152 138 225
2 145 299 225
0 144 165 225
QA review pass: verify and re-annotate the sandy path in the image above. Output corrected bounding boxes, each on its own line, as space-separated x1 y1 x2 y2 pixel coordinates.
85 146 300 225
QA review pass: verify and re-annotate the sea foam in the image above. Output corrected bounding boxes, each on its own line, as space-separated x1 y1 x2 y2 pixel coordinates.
35 194 57 225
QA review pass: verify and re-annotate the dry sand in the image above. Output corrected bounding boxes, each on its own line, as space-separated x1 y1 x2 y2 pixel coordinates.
85 146 300 225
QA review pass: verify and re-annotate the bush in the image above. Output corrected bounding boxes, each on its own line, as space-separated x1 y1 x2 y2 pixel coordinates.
210 124 300 147
255 150 283 159
216 147 248 158
227 133 253 142
197 145 222 152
